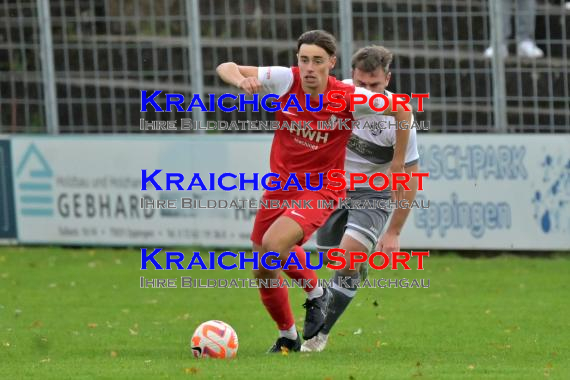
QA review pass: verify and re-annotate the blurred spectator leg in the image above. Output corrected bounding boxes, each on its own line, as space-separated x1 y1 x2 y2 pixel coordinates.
516 0 544 58
484 0 510 58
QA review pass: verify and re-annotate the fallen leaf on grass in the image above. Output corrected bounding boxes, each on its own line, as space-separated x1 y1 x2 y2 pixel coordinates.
353 328 362 335
280 347 289 356
31 320 43 328
468 364 475 370
110 351 118 358
129 323 139 336
40 358 50 363
87 323 98 329
184 367 199 374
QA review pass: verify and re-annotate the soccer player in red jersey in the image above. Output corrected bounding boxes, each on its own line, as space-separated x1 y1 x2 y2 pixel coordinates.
217 30 413 352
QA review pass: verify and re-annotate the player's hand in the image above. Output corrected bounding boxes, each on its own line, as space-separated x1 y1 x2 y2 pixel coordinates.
387 162 405 202
376 231 400 256
237 77 262 96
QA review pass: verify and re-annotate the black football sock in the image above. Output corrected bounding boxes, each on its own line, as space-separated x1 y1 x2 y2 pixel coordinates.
321 271 360 335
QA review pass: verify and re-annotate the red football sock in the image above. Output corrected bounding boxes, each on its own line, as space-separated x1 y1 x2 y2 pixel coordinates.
282 245 319 292
258 275 295 331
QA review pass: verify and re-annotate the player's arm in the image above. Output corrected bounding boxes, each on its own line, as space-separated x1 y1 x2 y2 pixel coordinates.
376 162 419 254
216 63 261 95
382 95 412 181
385 102 412 170
386 102 412 201
216 64 293 97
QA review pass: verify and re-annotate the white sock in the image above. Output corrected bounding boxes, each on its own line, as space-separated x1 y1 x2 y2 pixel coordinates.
307 285 324 300
279 325 297 340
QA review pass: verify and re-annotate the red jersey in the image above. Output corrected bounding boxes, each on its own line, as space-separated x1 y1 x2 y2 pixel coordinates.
259 67 354 189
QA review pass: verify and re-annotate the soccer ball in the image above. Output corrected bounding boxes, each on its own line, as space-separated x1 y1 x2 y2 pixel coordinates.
191 320 238 359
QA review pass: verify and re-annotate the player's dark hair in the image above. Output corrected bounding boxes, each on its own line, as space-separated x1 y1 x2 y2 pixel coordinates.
351 45 393 74
297 30 337 56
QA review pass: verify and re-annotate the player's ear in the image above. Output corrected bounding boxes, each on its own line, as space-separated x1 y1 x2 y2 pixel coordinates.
385 71 392 87
329 55 336 69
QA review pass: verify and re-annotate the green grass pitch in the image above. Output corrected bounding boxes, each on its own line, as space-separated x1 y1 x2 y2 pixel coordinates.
0 247 568 379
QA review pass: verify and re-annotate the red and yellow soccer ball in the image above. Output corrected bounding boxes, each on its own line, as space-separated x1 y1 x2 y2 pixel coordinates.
191 320 239 359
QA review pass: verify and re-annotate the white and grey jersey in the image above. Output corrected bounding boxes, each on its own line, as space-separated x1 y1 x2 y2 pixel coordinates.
342 79 420 190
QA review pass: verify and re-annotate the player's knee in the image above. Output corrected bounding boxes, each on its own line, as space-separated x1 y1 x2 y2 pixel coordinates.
252 266 278 280
338 265 359 276
260 235 290 258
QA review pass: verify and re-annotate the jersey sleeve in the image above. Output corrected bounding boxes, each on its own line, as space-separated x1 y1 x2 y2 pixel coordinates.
257 66 294 98
350 86 389 118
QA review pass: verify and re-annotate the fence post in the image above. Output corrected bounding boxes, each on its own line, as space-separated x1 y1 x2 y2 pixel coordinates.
186 0 205 133
489 0 507 132
339 0 353 81
37 0 59 134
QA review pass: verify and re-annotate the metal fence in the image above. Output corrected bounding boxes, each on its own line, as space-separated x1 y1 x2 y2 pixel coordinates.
1 0 569 134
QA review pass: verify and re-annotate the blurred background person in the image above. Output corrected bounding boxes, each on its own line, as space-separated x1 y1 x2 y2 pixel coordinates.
484 0 544 58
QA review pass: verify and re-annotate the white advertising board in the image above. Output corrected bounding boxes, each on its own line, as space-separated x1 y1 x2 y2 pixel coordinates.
11 134 570 250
